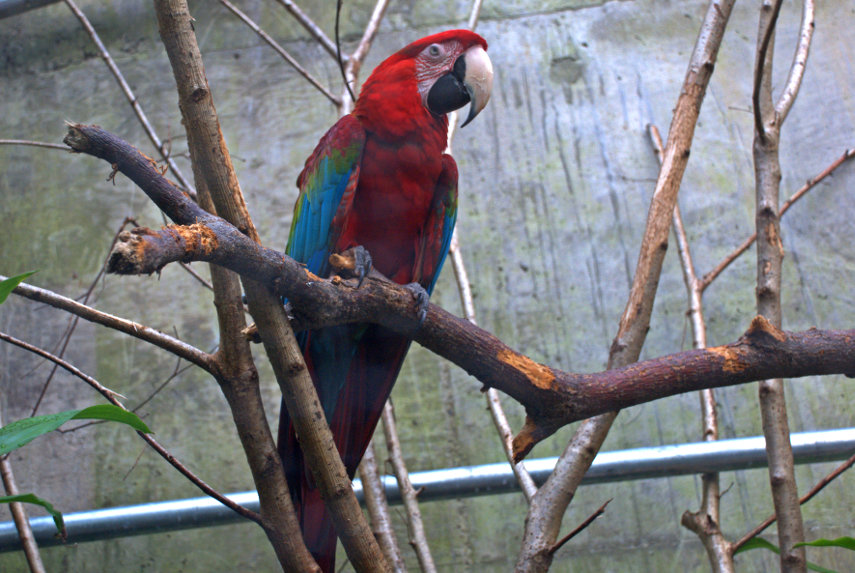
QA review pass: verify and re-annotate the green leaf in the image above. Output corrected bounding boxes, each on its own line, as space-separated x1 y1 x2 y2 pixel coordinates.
736 537 838 573
0 404 151 455
0 493 65 536
0 271 36 304
795 537 855 551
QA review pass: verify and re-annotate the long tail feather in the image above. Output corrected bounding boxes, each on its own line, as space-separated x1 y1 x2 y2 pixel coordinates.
278 325 411 572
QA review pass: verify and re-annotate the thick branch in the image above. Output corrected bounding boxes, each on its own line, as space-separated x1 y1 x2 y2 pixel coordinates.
63 123 855 460
752 2 811 570
517 2 736 570
151 2 321 570
151 1 387 569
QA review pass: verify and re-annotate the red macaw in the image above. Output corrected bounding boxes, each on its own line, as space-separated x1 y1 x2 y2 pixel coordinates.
278 29 493 570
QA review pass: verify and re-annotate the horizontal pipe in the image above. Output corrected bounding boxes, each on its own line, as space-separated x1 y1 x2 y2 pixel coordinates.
0 0 58 19
1 428 853 551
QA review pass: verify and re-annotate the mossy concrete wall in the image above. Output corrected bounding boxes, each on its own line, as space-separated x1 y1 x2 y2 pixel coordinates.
1 0 854 571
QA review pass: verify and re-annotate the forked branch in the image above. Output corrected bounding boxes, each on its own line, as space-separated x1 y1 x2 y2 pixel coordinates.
63 122 855 462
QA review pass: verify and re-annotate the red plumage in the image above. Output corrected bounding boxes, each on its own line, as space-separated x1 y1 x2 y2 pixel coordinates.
279 29 491 571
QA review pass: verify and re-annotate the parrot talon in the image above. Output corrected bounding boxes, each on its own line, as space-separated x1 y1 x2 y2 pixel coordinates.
404 283 430 326
351 245 372 288
329 246 373 287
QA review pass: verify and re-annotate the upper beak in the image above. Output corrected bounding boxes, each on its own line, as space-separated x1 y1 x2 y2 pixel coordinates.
459 45 493 127
426 45 494 127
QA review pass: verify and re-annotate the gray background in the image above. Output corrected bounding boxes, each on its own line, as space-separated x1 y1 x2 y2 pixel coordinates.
1 0 854 570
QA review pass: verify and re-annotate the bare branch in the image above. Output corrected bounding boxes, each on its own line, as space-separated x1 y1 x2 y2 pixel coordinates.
0 330 262 525
152 2 385 568
358 443 406 572
0 139 68 151
752 1 807 568
273 0 341 60
62 0 195 196
516 2 737 570
701 146 855 289
775 0 814 121
381 401 435 573
466 0 484 30
219 0 341 106
63 123 855 460
5 278 216 373
0 408 46 573
733 447 855 552
752 0 783 142
449 233 538 502
349 0 389 67
649 124 734 573
547 498 611 556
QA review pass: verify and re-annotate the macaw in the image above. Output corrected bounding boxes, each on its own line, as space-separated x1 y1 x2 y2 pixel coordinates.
278 29 493 570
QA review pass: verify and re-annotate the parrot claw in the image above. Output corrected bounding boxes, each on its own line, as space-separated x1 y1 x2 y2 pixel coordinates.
404 283 430 326
328 246 373 288
352 246 372 288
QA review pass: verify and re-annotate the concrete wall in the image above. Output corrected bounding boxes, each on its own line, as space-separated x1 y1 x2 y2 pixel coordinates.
1 0 854 570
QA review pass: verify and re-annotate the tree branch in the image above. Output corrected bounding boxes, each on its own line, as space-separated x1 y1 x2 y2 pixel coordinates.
649 124 734 573
219 0 341 106
357 443 406 572
4 278 216 373
151 1 386 569
63 0 194 196
0 407 46 573
62 122 855 458
0 330 261 525
752 1 811 569
381 401 435 573
517 2 736 570
273 0 341 61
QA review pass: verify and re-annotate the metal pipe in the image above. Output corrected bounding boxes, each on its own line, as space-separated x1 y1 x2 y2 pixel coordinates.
1 428 854 551
0 0 58 19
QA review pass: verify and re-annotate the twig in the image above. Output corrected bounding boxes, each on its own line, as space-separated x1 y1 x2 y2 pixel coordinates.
449 233 538 502
0 406 46 573
733 448 855 552
0 139 68 151
445 0 537 503
466 0 484 30
178 262 213 290
273 0 341 60
30 217 141 416
219 0 341 106
775 0 814 122
62 0 195 197
348 0 389 69
700 145 854 289
358 442 406 572
335 0 357 104
381 401 435 573
752 0 783 141
0 331 261 525
132 358 195 413
5 278 216 373
547 499 611 556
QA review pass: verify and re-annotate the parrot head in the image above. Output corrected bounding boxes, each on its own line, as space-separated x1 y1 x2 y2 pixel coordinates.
356 30 493 135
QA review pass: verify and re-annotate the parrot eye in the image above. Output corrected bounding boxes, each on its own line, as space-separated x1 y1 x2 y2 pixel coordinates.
426 44 443 58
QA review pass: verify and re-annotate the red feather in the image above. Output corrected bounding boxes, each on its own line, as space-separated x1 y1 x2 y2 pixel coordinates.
279 30 487 571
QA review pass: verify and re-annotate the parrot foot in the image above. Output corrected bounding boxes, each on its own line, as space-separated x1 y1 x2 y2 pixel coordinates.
329 246 373 288
404 282 430 326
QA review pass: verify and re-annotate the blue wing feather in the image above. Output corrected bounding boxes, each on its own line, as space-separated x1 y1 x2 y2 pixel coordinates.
286 115 365 277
